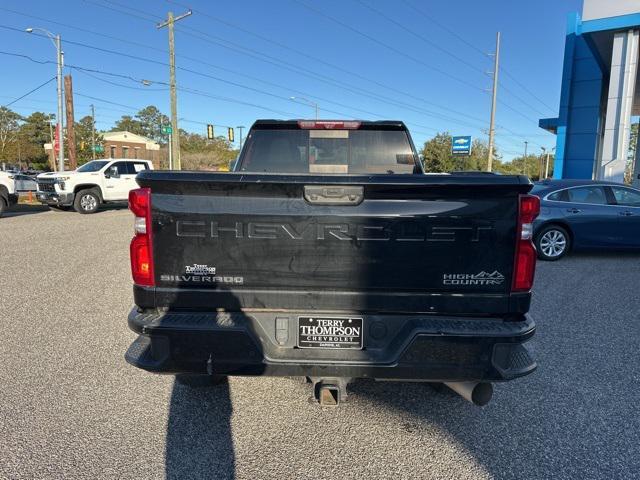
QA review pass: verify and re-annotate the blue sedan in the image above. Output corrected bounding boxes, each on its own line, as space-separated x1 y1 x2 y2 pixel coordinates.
530 180 640 260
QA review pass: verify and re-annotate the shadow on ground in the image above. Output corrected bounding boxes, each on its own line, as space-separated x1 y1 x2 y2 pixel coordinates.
165 379 235 480
3 204 50 217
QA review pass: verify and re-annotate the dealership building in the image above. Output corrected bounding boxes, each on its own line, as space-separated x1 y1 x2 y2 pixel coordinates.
540 0 640 187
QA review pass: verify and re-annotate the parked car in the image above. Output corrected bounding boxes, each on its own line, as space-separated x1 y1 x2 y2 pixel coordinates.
36 159 154 214
531 179 640 260
0 171 18 217
14 174 38 192
124 119 540 407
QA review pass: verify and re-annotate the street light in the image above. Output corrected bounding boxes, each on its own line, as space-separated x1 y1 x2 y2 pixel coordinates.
290 96 319 119
26 27 64 172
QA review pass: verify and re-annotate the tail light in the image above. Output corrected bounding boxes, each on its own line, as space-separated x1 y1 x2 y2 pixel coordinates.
512 194 540 292
129 187 154 287
297 120 361 129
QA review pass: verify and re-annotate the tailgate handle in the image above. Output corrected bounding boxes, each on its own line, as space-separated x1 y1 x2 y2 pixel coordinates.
304 186 364 205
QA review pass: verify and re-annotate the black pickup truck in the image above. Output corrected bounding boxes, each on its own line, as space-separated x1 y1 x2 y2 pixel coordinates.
125 120 539 406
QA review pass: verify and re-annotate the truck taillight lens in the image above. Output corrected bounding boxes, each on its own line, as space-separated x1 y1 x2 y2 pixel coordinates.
512 194 540 292
129 187 154 287
297 120 361 129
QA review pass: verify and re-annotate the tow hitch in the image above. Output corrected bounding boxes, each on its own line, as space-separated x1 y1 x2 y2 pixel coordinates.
311 377 352 406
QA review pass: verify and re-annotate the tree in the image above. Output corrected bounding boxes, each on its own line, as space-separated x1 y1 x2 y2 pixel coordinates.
112 115 143 135
421 132 501 173
112 106 170 144
135 106 169 143
495 154 554 180
421 132 454 172
179 131 238 170
0 107 22 161
75 115 103 165
17 112 53 168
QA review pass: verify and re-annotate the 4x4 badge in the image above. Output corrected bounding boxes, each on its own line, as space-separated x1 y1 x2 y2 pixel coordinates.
443 271 505 286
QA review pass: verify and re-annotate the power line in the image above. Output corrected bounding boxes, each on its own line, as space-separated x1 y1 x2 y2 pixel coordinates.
0 21 487 131
0 20 551 147
499 83 551 118
0 7 497 131
287 2 551 141
2 77 56 107
290 0 486 93
0 46 547 150
499 68 557 113
400 0 556 114
71 67 168 91
0 27 492 134
162 0 493 125
345 1 553 126
400 0 489 57
354 0 487 76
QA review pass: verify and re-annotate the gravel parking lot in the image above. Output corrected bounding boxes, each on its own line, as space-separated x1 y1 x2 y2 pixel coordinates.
1 206 639 479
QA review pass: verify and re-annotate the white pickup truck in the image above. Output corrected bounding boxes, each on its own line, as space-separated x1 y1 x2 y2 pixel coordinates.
36 159 154 214
0 171 18 217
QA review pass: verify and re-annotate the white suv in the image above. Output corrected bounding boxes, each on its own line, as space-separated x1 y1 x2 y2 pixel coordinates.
36 159 154 214
0 171 18 217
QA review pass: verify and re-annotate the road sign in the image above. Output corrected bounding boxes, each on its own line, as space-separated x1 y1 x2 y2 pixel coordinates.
161 125 173 135
452 136 472 156
207 124 214 140
92 145 104 154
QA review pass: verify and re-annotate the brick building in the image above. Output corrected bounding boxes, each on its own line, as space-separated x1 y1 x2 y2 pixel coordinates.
102 131 160 167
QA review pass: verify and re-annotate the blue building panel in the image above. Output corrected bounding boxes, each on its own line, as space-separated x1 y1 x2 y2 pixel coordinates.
543 8 640 180
567 106 602 134
547 13 604 180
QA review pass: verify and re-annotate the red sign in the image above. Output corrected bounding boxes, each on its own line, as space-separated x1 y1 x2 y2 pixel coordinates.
53 124 61 154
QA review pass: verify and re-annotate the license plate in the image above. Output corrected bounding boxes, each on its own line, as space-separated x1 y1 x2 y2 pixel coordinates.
297 316 363 349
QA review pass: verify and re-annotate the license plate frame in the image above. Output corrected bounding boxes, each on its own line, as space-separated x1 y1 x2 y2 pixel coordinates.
297 316 363 350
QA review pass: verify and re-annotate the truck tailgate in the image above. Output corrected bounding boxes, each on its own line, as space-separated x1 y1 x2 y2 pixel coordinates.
136 172 533 315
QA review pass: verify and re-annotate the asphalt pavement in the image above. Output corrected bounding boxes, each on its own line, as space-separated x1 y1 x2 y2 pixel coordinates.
1 206 639 479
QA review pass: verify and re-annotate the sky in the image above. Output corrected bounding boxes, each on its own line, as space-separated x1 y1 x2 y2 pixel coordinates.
0 0 583 160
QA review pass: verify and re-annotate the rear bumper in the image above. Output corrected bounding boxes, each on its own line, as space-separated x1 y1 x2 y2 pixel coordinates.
36 191 74 206
125 308 536 382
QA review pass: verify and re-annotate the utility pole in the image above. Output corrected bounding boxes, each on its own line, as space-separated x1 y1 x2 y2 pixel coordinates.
290 96 319 119
157 10 192 171
487 32 501 172
64 75 76 169
545 151 550 179
26 28 65 172
237 126 245 150
90 104 96 160
523 141 529 176
56 35 64 172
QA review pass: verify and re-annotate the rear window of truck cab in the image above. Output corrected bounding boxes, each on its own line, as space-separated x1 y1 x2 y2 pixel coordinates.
239 128 417 174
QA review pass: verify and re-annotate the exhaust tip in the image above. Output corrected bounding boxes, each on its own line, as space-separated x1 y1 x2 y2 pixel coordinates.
444 381 493 406
471 382 493 406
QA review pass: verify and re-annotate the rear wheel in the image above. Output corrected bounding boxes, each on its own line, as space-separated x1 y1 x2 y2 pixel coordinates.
0 197 6 217
74 189 100 214
535 225 570 261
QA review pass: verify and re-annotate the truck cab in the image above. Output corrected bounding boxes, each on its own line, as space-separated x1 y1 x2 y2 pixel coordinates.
0 171 18 217
36 159 154 214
